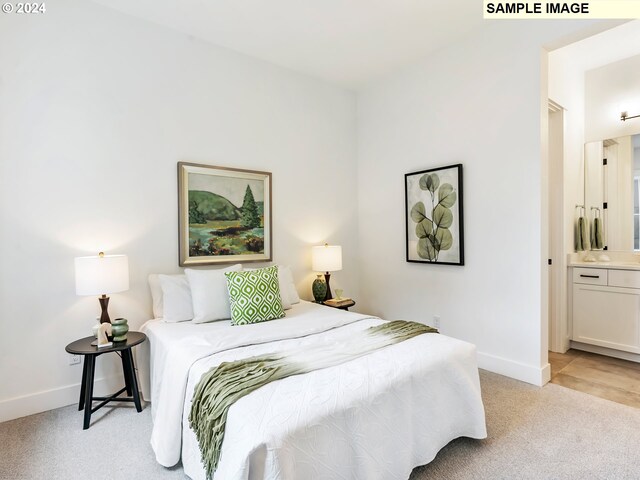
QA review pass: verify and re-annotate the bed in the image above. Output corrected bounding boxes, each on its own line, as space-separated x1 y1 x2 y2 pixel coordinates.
140 300 486 480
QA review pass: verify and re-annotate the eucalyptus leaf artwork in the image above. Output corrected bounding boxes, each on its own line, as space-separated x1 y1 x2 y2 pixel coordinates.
410 175 455 261
405 164 464 265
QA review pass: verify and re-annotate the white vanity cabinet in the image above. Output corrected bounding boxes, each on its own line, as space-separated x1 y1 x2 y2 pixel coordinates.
572 267 640 354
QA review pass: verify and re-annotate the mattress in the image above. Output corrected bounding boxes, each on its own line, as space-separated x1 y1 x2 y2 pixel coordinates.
141 301 486 480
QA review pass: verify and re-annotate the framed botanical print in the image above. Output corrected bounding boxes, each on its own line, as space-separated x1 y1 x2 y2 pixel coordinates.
178 162 272 266
405 163 464 265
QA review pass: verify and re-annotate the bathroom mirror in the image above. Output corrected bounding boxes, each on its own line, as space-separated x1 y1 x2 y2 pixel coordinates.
584 133 640 251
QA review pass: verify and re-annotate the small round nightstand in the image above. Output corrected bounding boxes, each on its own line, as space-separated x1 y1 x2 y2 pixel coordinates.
65 332 146 429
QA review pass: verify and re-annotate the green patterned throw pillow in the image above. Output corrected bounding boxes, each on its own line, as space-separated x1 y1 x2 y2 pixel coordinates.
225 266 285 325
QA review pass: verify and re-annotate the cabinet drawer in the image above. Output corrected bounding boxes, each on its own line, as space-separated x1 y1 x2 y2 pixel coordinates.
573 267 607 285
609 270 640 289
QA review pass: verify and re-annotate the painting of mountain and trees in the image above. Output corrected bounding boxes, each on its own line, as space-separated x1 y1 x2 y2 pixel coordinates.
178 163 272 266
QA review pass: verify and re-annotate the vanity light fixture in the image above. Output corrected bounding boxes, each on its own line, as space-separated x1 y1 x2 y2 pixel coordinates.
621 111 640 122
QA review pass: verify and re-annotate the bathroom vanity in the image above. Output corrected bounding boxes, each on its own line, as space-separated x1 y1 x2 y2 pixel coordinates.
567 131 640 361
569 254 640 360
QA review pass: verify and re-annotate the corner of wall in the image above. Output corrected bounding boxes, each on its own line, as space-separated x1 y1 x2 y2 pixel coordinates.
477 351 550 387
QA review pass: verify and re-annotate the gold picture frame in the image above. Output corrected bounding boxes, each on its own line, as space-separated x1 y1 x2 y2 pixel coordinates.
178 162 272 266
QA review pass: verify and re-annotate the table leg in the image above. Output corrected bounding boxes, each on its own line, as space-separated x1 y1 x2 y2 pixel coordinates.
78 357 88 411
83 355 96 430
121 352 132 396
123 349 142 412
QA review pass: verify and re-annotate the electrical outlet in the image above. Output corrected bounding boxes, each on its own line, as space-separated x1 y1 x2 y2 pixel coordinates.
69 354 81 366
433 315 441 329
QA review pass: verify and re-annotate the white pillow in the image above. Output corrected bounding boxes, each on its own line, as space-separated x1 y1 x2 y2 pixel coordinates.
279 265 300 304
186 264 242 323
159 274 193 322
243 265 293 310
148 274 164 318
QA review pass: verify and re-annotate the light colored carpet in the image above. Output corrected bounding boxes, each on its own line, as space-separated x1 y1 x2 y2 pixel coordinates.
411 370 640 480
2 370 640 480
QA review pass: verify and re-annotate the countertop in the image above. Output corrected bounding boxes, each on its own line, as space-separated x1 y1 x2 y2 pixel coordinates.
569 261 640 271
567 252 640 271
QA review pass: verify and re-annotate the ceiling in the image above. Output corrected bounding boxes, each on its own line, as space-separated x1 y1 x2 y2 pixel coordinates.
92 0 484 88
552 20 640 73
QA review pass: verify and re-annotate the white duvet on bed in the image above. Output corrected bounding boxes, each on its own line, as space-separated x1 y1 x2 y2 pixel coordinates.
142 301 486 480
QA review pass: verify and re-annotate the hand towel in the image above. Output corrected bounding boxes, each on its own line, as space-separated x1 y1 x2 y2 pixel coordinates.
592 216 604 250
575 216 588 251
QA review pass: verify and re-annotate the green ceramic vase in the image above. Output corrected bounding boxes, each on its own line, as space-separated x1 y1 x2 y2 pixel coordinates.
111 318 129 342
312 275 327 302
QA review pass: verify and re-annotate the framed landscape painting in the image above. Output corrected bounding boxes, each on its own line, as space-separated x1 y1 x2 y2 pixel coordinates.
405 163 464 266
178 162 272 266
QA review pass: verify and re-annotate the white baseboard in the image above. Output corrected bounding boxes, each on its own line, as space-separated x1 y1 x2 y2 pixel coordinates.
477 351 550 386
0 375 125 424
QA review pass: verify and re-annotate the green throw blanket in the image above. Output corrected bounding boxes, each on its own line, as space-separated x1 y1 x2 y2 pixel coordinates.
189 320 438 479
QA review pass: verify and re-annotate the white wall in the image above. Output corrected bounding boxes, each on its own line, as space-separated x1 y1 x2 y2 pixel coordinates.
356 20 602 385
585 54 640 142
0 0 358 421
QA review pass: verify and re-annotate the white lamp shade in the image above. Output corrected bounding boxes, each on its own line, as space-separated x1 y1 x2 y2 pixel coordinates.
75 254 129 296
312 245 342 272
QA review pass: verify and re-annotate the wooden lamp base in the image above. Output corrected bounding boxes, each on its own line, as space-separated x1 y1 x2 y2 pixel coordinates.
324 272 333 301
98 295 111 324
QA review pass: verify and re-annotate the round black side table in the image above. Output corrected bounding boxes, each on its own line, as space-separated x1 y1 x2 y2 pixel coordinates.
65 332 146 429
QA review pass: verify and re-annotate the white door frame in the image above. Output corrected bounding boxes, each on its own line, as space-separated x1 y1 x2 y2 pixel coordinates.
548 99 568 353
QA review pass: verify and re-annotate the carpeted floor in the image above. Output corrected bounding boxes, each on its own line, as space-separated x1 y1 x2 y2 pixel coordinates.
411 370 640 480
2 370 640 480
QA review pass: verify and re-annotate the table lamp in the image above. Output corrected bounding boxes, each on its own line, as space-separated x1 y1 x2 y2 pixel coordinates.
311 243 342 301
75 252 129 324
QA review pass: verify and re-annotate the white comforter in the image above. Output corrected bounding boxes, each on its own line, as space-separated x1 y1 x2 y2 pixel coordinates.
142 301 486 480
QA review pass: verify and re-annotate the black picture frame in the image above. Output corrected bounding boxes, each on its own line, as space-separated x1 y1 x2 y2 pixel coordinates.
405 163 464 266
